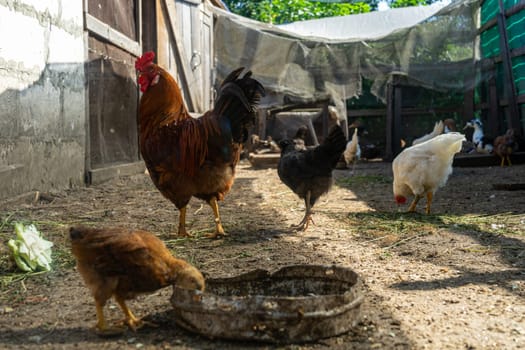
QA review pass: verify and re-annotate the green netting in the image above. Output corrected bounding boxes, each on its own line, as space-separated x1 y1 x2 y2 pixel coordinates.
481 26 501 58
212 0 481 105
479 0 521 23
481 0 499 25
507 11 525 50
504 0 522 10
512 56 525 95
493 57 525 98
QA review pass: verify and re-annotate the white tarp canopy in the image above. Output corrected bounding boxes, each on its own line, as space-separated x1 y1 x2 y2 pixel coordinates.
277 2 449 42
210 0 482 107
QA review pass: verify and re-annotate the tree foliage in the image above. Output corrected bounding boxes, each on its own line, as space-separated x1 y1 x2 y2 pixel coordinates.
223 0 371 24
390 0 430 8
223 0 444 23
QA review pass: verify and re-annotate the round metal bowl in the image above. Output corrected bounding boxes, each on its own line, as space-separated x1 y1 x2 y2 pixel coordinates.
170 264 363 343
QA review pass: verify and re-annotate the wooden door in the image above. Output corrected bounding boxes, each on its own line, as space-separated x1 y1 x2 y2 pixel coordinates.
158 0 214 113
84 0 143 183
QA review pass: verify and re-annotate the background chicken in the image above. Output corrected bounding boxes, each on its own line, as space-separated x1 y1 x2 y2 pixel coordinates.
493 128 517 166
293 125 309 151
393 133 465 214
343 127 360 173
246 135 280 155
443 118 457 133
347 120 379 160
70 226 205 335
278 125 346 230
463 119 494 154
136 52 264 238
412 120 444 145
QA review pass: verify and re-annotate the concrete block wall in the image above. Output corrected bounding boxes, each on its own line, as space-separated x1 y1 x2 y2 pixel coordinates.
0 0 86 200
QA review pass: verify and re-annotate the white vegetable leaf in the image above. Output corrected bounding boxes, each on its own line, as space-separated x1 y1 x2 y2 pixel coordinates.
7 223 53 272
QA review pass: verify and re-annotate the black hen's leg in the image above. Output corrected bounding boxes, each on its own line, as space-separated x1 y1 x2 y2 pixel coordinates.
292 191 314 231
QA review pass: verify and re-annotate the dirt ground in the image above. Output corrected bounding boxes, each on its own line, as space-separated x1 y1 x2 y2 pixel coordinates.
1 159 524 349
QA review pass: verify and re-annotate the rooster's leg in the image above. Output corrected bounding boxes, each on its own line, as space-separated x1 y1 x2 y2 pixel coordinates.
114 296 157 331
407 195 421 212
205 197 227 239
500 157 505 167
177 207 192 237
94 300 125 336
425 192 433 214
507 156 512 166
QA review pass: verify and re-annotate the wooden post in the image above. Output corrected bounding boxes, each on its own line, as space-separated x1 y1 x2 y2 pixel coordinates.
393 81 403 157
497 0 520 134
385 75 402 161
488 77 499 136
385 80 394 161
257 108 267 140
322 102 329 141
463 75 474 123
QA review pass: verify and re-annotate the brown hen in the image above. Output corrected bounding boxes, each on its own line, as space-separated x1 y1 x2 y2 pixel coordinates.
493 128 517 166
70 226 205 335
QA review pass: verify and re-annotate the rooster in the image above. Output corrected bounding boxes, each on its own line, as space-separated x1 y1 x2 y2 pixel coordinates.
278 125 346 230
136 52 264 238
393 133 465 214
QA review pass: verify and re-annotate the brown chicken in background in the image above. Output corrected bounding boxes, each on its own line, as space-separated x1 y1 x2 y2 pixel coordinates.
70 226 205 335
493 128 517 166
136 52 264 238
443 118 457 133
293 125 309 151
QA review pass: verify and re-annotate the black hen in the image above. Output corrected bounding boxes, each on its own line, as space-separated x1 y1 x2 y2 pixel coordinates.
278 125 347 230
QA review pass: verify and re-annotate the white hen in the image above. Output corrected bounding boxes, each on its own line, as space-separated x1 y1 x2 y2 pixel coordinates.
412 120 444 145
393 132 465 214
343 127 361 173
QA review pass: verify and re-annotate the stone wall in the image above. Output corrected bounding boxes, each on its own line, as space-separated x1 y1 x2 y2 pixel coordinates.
0 0 86 199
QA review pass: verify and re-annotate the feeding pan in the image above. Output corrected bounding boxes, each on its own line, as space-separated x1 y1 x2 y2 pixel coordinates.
170 264 363 343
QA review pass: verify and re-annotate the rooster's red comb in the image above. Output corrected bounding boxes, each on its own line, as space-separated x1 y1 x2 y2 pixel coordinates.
135 51 155 70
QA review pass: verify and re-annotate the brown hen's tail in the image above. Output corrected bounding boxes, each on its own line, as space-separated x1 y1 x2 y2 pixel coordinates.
214 68 265 143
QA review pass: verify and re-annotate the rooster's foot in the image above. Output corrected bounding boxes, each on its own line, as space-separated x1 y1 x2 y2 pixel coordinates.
205 231 228 239
94 324 126 337
175 229 193 238
116 318 158 332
